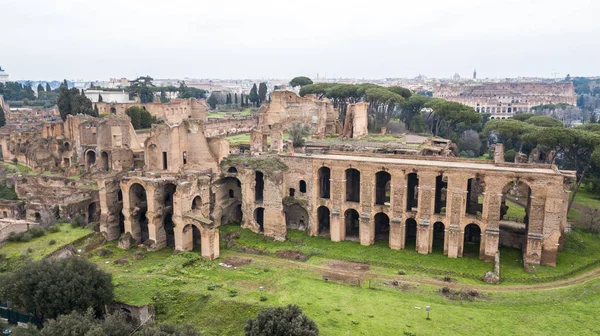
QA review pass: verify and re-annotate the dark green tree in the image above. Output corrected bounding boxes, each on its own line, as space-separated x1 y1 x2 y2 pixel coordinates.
234 93 238 105
178 82 207 99
387 86 412 99
37 83 44 94
258 82 268 105
45 83 51 92
289 122 311 147
0 106 5 127
98 94 104 103
207 93 218 109
57 82 72 120
289 76 313 88
245 304 319 336
0 258 113 321
125 106 157 129
524 115 563 127
398 94 430 131
483 119 536 151
249 83 259 107
128 76 155 103
160 90 169 103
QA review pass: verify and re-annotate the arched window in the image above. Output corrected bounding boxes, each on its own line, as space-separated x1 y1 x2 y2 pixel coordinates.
299 180 306 193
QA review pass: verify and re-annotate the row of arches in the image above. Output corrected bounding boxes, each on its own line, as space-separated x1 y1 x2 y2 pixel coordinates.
314 206 483 257
317 167 531 224
85 150 110 171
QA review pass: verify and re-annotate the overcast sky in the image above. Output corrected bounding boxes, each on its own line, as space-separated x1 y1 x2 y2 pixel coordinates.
1 0 599 81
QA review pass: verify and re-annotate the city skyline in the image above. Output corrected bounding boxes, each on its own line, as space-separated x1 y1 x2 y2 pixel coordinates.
2 0 599 81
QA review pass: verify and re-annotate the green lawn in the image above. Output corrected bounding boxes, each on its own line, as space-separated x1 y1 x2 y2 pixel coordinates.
0 224 92 260
0 161 31 173
3 225 600 335
504 200 526 220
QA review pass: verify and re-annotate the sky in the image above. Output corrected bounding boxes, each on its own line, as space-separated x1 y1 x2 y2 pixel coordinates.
1 0 599 81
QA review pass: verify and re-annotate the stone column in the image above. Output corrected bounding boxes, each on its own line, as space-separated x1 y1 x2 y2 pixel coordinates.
359 212 373 246
416 172 436 254
121 183 138 242
200 227 220 260
525 192 546 265
98 178 122 241
446 224 461 258
390 169 405 250
330 209 342 242
482 190 503 261
145 184 162 249
389 217 403 250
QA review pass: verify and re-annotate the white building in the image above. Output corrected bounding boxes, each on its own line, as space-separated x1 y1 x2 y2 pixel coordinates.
0 66 9 83
84 90 133 103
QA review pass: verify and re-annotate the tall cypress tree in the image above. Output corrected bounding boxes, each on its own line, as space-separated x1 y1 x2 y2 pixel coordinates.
249 84 258 107
0 106 6 127
45 83 52 92
234 93 238 105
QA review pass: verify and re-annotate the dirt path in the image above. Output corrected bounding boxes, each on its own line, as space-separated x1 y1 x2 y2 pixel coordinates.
226 251 600 292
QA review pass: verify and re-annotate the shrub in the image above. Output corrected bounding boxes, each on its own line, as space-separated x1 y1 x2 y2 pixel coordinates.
289 122 311 148
28 227 46 238
39 208 58 229
47 225 61 233
49 240 56 246
397 269 406 275
71 214 85 228
245 304 319 336
86 221 100 232
20 233 33 242
260 296 268 302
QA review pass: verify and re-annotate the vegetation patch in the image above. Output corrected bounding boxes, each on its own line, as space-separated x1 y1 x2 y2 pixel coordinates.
221 157 288 175
275 250 308 261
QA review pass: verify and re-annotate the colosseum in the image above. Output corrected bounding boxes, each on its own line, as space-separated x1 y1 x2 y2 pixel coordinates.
433 82 577 119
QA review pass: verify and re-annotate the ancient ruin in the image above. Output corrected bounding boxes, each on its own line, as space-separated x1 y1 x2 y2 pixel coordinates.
0 90 576 268
433 82 577 119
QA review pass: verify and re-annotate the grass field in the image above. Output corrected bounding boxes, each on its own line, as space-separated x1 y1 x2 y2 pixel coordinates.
2 224 600 335
0 224 92 260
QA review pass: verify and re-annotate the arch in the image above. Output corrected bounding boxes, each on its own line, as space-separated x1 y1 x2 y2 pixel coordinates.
164 183 177 208
466 177 485 216
499 179 532 250
375 171 391 205
216 177 242 225
432 221 445 253
255 171 264 202
434 174 447 214
34 212 41 221
227 166 238 173
299 180 307 193
129 183 149 243
101 151 109 171
164 213 175 248
64 142 70 151
285 204 308 231
182 223 201 251
192 196 202 210
406 172 419 211
345 168 360 202
344 209 360 241
318 166 330 199
86 150 96 170
374 212 390 242
317 206 330 237
110 107 117 114
463 223 481 257
88 202 99 223
405 218 417 249
254 207 265 232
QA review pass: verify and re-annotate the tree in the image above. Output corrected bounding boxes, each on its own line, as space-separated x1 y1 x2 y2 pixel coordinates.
289 76 313 88
37 84 44 94
387 86 412 99
249 84 259 107
399 94 430 131
483 119 536 152
178 82 207 100
258 82 268 105
245 304 319 336
425 100 480 137
0 106 5 128
207 93 218 110
160 90 170 103
126 106 157 129
290 122 311 147
234 93 238 105
98 94 104 103
0 258 113 321
524 115 563 128
57 82 72 120
128 76 155 103
93 104 100 117
512 113 536 122
522 127 600 212
364 87 405 132
458 130 482 157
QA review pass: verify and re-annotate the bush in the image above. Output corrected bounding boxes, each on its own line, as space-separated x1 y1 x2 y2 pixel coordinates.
71 214 86 228
245 304 319 336
29 227 46 238
20 232 33 242
289 122 311 148
0 258 114 321
504 149 516 162
49 240 56 246
47 225 61 233
86 221 100 232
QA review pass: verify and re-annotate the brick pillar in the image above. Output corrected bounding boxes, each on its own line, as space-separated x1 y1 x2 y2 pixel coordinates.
390 217 403 250
359 212 373 246
416 172 436 254
121 182 138 242
525 193 546 265
330 209 342 242
146 184 164 249
200 227 220 260
446 224 461 258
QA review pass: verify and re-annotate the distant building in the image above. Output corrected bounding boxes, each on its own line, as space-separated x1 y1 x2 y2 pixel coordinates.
0 66 9 83
433 82 577 119
85 90 133 103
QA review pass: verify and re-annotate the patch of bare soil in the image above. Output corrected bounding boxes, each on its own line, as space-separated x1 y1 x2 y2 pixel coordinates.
439 287 486 301
235 246 269 255
322 271 362 286
275 250 308 261
326 260 370 272
384 280 418 292
223 257 252 267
